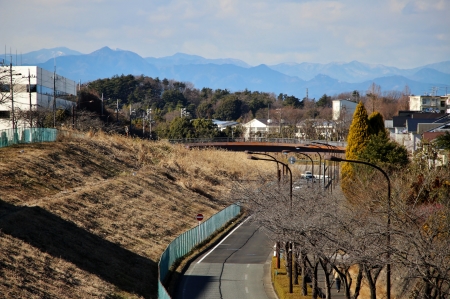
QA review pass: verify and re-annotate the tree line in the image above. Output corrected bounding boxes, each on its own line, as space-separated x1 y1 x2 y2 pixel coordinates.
2 71 413 140
230 102 449 298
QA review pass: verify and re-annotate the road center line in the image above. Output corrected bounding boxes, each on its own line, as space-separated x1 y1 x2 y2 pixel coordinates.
197 217 250 264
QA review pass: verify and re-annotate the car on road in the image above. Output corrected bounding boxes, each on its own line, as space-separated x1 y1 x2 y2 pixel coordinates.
301 171 316 181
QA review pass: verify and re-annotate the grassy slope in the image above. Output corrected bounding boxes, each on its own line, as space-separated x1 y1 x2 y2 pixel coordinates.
0 131 272 299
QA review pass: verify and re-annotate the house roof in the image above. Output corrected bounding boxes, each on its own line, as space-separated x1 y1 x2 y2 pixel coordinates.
392 113 449 128
417 123 442 134
406 117 449 132
423 132 447 142
242 118 296 128
212 119 239 127
393 116 408 127
397 111 418 117
426 120 450 132
411 113 447 119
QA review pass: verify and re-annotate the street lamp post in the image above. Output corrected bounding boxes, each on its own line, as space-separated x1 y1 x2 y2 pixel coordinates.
313 142 340 188
324 155 391 299
247 153 294 293
247 155 292 208
282 150 314 181
245 151 283 270
305 145 324 186
245 151 283 182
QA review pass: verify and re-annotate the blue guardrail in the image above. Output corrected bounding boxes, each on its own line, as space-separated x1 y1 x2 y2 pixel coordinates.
158 203 241 299
0 127 58 148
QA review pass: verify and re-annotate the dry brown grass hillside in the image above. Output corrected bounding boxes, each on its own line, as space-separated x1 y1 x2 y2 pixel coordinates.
0 131 273 299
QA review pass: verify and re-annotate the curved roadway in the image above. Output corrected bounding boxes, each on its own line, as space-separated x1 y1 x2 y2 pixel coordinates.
175 218 276 299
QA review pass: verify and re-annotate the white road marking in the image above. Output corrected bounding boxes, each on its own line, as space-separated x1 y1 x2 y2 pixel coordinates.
197 217 250 264
245 274 248 280
245 287 249 293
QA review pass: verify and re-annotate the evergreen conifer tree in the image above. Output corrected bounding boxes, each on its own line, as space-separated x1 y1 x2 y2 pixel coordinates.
341 101 370 196
368 111 387 138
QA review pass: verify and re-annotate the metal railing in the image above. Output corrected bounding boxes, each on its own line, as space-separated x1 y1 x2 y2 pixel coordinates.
158 203 241 299
168 137 346 147
0 127 58 148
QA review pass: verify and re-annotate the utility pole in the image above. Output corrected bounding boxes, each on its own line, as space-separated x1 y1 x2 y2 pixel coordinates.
53 68 56 128
28 69 32 127
149 109 153 139
8 60 22 131
72 104 75 129
277 108 282 133
10 61 15 130
116 99 119 122
142 112 145 136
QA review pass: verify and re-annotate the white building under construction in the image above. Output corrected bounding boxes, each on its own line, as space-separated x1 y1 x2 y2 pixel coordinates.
0 65 77 131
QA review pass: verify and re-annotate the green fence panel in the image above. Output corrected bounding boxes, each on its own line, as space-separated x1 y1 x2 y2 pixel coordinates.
0 128 58 148
158 203 241 299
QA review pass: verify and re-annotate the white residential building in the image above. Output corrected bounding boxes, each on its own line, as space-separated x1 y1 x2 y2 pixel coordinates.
409 95 450 114
242 118 282 139
0 65 77 130
332 99 357 121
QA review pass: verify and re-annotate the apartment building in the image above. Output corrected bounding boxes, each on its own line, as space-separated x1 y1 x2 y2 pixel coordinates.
409 95 450 114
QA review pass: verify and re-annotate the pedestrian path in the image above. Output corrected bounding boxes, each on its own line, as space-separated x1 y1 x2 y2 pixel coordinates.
309 266 346 299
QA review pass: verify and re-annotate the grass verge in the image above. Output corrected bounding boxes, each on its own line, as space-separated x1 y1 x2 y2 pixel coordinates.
271 257 311 299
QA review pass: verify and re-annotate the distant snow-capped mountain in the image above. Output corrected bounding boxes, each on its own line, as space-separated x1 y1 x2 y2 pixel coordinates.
6 46 448 99
1 47 83 65
268 60 450 83
145 52 251 68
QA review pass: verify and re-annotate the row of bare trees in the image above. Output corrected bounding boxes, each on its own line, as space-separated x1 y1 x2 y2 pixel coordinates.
231 158 449 299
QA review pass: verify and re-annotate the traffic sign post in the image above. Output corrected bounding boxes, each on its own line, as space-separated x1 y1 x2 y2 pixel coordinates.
196 214 204 244
196 214 204 221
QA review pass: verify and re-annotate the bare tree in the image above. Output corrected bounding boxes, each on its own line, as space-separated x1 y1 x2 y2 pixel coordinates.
231 147 450 299
366 83 382 115
389 164 450 299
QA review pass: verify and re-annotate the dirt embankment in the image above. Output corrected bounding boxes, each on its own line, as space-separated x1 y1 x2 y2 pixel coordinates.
0 131 271 299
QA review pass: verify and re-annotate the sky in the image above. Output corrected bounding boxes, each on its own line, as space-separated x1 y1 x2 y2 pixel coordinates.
2 0 450 69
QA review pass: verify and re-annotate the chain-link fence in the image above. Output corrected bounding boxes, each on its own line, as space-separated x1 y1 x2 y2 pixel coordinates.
158 203 241 299
0 127 58 148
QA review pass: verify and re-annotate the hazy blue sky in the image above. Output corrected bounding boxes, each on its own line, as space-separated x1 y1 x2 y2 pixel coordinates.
3 0 449 68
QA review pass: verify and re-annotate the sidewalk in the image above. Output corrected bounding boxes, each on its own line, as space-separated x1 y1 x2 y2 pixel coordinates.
265 250 347 299
310 265 346 299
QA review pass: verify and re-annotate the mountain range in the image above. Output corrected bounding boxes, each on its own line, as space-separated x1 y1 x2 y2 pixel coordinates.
2 47 449 100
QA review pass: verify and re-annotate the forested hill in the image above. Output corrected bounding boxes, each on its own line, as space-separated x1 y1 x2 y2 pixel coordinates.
85 73 409 133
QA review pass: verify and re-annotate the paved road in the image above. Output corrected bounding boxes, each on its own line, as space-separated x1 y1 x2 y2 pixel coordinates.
175 218 276 299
